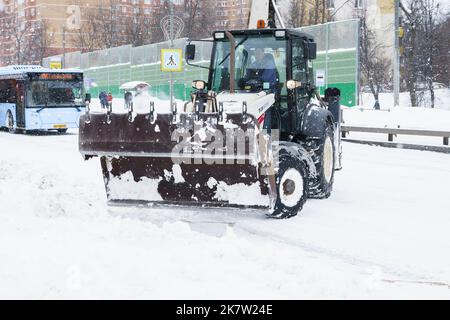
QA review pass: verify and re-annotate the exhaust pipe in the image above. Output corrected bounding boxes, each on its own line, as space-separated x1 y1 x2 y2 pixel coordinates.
225 31 235 93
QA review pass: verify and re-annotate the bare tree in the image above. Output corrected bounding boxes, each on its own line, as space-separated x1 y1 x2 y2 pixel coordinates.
5 14 32 64
288 0 307 27
74 0 126 52
433 15 449 87
28 19 55 65
180 0 216 39
288 0 330 28
99 0 124 48
124 6 153 47
150 0 170 42
359 11 391 109
150 0 215 41
401 0 442 107
0 7 7 65
74 10 103 53
418 0 441 108
400 1 420 107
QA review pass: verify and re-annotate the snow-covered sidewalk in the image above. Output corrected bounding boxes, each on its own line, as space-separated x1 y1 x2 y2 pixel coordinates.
343 89 450 147
0 131 449 299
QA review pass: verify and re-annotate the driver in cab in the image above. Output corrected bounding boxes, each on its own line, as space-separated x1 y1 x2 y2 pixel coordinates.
240 47 280 131
240 47 279 94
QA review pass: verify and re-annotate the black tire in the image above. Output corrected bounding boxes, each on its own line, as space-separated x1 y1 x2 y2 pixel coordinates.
304 122 335 199
268 146 309 219
58 129 68 134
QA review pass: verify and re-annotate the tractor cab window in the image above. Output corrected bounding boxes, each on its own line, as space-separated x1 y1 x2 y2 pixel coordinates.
292 39 308 85
211 34 287 98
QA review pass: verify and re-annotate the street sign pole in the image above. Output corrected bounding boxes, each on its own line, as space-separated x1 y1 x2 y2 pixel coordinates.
169 1 174 109
160 2 184 110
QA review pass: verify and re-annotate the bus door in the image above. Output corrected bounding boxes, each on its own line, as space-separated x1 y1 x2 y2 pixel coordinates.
15 81 26 128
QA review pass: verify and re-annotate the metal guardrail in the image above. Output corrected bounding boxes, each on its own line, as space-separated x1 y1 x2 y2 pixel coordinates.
341 125 450 146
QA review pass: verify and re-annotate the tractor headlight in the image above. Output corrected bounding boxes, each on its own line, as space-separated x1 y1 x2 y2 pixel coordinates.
192 80 206 90
287 80 301 90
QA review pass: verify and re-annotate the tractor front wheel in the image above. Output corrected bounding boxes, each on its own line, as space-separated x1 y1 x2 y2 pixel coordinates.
268 146 309 219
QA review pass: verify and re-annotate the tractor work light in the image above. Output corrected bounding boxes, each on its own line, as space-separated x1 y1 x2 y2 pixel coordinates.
214 32 225 40
192 80 206 90
275 30 286 38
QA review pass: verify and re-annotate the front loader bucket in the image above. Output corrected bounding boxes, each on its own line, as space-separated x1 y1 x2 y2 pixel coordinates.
79 112 272 208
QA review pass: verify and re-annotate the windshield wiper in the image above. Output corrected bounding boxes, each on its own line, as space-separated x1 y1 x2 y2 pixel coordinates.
218 36 248 66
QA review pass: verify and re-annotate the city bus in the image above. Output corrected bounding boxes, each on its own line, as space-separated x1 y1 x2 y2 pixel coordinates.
0 65 85 133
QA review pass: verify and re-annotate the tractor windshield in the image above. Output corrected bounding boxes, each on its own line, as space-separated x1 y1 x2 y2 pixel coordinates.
211 34 287 96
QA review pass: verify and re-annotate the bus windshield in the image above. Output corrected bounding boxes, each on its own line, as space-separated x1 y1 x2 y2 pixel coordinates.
27 77 83 107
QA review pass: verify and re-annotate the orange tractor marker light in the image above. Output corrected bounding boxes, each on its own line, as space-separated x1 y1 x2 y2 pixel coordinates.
257 20 266 29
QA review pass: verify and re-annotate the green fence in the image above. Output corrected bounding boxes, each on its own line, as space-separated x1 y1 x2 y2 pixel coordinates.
299 20 360 106
44 20 359 106
314 49 358 106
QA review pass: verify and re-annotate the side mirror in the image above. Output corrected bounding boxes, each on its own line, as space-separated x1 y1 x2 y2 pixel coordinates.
304 42 317 60
84 93 91 103
186 44 196 61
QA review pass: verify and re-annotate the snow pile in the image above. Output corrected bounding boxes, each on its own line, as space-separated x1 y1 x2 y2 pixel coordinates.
343 89 450 145
212 180 270 207
107 171 163 202
343 106 450 131
359 88 450 110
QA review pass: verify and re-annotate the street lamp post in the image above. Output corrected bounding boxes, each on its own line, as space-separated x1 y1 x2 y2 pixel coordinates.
393 0 400 107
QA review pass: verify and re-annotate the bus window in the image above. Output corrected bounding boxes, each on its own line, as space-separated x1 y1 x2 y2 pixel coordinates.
27 78 83 107
0 80 18 103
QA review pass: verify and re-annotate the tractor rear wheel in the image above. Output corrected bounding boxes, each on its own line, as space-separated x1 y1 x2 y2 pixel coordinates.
305 122 335 199
268 146 309 219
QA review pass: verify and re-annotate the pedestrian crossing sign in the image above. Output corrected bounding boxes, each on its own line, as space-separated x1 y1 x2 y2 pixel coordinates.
161 49 183 72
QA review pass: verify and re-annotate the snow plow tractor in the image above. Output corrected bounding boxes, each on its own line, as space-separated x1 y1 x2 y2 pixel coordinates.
79 28 342 218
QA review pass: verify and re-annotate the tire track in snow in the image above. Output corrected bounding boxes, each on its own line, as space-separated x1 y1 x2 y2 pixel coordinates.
232 222 449 288
108 204 443 286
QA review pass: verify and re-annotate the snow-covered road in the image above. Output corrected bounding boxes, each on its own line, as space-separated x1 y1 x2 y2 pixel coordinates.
0 130 449 299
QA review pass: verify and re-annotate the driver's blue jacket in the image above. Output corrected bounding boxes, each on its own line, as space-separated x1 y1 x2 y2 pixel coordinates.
247 57 278 93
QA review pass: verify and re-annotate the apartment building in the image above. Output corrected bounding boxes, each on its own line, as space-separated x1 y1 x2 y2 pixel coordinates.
0 0 259 66
0 0 158 65
215 0 252 29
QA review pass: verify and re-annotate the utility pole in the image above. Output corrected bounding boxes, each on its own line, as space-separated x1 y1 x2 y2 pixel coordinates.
393 0 400 107
169 1 174 110
62 25 66 69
